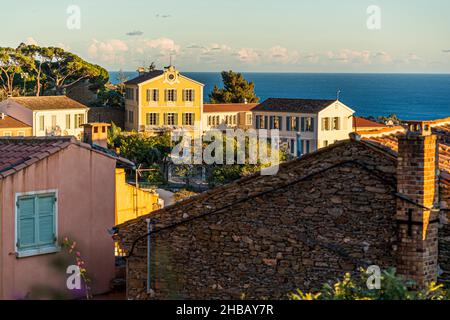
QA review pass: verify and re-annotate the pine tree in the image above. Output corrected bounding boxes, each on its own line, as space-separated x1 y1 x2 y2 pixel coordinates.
208 70 259 104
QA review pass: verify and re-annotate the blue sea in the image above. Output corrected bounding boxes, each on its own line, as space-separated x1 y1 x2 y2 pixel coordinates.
109 72 450 120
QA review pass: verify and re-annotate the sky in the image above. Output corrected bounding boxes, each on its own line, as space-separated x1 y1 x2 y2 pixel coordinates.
2 0 450 73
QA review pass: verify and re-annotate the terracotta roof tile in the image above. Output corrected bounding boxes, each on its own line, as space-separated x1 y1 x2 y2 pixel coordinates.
7 96 88 111
203 103 258 113
0 115 30 129
0 136 135 179
363 124 450 179
353 117 387 129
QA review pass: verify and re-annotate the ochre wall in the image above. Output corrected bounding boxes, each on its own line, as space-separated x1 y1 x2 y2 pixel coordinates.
115 168 161 225
0 127 32 137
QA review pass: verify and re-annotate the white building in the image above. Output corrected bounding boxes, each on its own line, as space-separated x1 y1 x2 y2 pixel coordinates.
252 98 355 156
203 103 257 131
0 96 89 138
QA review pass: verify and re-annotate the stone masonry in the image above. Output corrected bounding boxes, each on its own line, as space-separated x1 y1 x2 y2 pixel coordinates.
116 130 447 299
396 125 439 287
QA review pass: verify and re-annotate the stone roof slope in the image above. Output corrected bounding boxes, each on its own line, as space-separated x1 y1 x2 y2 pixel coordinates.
116 139 398 249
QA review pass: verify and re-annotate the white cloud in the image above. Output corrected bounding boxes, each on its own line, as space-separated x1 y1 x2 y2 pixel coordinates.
56 43 71 51
140 38 180 54
25 37 38 46
88 39 129 64
236 48 261 63
268 46 300 64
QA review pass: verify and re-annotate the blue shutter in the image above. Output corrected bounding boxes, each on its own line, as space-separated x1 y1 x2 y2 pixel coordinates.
18 197 36 249
295 117 300 132
278 117 283 130
264 116 268 129
270 116 274 129
301 117 305 132
286 117 291 131
256 116 260 129
37 195 55 246
310 118 315 131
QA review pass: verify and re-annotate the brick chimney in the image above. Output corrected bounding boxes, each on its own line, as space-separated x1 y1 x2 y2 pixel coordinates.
81 123 111 149
396 120 439 288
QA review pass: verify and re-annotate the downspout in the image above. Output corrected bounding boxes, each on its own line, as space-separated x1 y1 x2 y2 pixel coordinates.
146 218 153 295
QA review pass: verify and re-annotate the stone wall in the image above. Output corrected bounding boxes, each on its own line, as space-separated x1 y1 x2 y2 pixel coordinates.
88 106 125 128
439 182 450 286
118 141 401 299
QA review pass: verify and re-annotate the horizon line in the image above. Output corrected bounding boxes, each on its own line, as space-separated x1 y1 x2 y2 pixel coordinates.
108 70 450 75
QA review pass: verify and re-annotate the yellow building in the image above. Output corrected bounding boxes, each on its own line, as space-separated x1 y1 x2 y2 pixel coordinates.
115 168 162 225
0 113 32 137
124 66 204 138
80 123 163 226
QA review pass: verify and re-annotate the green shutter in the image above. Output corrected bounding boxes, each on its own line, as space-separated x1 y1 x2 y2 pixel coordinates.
155 90 159 101
18 197 36 248
182 90 186 102
192 113 195 126
174 114 178 125
164 90 168 102
37 195 55 245
146 89 150 102
164 113 168 125
192 90 195 102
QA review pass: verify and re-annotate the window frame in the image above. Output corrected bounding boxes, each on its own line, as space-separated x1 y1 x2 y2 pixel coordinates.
183 89 195 102
166 89 177 102
333 117 340 130
39 115 45 131
183 113 195 126
74 113 85 129
15 190 59 258
146 113 159 126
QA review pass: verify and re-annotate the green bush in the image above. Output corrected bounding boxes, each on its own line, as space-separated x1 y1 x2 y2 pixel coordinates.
290 268 450 300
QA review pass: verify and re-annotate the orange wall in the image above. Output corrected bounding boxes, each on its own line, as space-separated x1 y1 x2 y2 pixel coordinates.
0 127 32 137
0 145 116 299
115 168 161 225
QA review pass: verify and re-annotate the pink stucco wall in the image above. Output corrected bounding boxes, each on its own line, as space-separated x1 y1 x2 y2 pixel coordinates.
0 144 116 299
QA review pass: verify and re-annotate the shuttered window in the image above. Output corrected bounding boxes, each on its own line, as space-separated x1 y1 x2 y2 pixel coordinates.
165 89 177 102
146 113 159 125
66 114 71 129
164 113 178 125
146 89 159 102
182 89 195 102
182 113 195 126
16 192 57 256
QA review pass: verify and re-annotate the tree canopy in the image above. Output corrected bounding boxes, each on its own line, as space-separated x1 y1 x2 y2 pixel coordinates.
208 70 259 104
0 44 108 97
